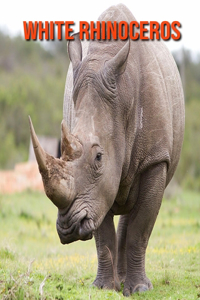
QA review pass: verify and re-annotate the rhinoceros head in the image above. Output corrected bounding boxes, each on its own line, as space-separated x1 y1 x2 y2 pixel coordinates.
30 34 130 244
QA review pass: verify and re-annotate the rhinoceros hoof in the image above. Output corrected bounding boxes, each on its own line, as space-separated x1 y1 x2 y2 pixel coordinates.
123 278 153 297
93 277 121 291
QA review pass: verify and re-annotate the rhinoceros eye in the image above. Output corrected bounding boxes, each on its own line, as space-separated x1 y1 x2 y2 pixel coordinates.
96 153 102 161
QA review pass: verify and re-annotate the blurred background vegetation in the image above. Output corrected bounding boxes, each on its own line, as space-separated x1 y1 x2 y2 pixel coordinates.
0 30 69 169
0 30 200 190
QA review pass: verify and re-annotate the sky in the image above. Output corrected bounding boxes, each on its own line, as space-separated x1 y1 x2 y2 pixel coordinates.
0 0 199 55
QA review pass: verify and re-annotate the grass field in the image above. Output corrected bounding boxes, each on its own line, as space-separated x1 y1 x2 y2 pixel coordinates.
0 189 200 299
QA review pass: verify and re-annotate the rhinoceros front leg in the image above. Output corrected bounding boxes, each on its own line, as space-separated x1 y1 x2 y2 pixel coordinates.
117 214 129 283
93 211 121 291
123 162 167 297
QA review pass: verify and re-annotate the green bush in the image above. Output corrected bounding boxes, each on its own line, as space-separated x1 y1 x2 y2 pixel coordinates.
175 98 200 190
0 31 69 169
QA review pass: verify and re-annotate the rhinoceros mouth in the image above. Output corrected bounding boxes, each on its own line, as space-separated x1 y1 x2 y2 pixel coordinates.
56 216 94 244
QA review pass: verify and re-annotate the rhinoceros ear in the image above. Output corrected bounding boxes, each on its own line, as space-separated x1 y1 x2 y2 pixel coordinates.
106 39 130 75
68 33 82 69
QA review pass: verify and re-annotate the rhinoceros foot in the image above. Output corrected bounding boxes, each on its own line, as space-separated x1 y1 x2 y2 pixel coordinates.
92 276 121 292
123 277 153 297
118 271 126 284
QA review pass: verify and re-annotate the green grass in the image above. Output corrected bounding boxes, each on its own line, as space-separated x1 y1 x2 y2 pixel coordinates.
0 189 200 299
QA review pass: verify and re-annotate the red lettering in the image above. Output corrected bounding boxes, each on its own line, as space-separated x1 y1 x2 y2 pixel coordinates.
161 21 171 40
55 21 64 40
101 21 106 40
171 21 181 40
118 21 128 40
107 21 117 40
90 21 101 40
38 21 49 40
140 21 149 40
23 21 38 40
65 21 74 40
23 20 181 42
130 21 139 40
150 21 160 40
50 21 54 40
80 21 90 40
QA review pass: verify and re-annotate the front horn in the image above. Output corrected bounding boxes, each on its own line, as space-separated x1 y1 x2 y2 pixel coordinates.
28 116 80 209
29 116 47 172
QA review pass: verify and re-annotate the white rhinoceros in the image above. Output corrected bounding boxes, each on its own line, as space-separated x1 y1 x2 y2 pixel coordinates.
29 4 185 296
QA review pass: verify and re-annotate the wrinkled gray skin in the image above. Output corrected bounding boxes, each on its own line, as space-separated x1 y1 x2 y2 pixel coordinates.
31 4 185 297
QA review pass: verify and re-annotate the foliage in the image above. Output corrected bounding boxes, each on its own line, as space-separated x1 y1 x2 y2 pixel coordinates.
175 99 200 189
0 31 69 169
174 49 200 103
173 49 200 190
0 190 200 299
